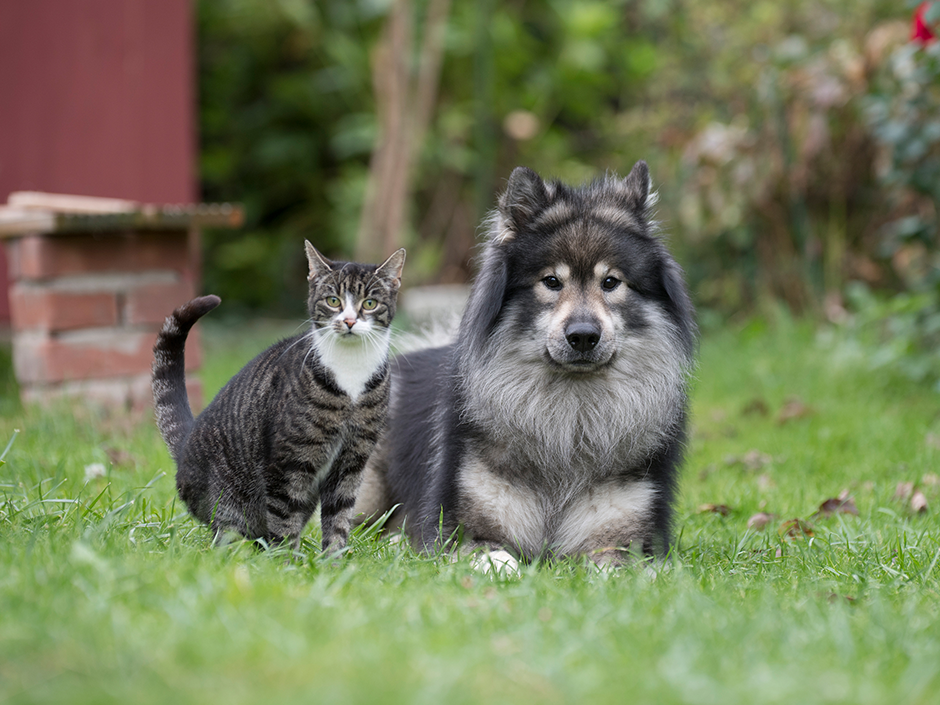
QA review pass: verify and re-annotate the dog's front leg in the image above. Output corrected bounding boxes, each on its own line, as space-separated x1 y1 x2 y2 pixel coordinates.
456 539 521 576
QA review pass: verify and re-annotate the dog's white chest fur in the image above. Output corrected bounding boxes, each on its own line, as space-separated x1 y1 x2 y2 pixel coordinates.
315 330 389 401
458 458 656 557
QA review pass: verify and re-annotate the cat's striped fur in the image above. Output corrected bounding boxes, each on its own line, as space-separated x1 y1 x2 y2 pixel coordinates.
152 241 405 552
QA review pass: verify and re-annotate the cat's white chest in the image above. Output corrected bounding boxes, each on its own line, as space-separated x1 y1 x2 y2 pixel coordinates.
314 329 389 402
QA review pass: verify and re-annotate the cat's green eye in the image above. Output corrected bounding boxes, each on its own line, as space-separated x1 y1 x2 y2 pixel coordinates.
362 299 378 311
326 296 342 308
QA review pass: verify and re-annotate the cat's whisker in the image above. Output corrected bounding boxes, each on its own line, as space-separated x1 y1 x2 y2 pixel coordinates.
292 318 315 335
302 341 318 369
373 331 392 358
277 326 322 363
387 328 408 355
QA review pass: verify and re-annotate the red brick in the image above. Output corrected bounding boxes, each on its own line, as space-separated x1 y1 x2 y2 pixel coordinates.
128 375 205 412
187 378 206 413
13 329 202 385
4 239 23 281
9 285 119 332
20 374 206 412
184 327 204 370
124 279 195 326
10 231 193 281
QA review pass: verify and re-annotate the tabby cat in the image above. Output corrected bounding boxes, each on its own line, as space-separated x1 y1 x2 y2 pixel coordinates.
152 240 405 552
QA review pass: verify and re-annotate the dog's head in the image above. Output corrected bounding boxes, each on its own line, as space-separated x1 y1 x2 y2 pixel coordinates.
456 161 696 374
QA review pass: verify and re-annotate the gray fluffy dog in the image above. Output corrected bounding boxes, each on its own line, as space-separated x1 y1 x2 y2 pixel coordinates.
355 161 696 567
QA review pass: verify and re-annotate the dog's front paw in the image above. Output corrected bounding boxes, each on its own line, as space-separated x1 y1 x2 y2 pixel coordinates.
471 549 520 576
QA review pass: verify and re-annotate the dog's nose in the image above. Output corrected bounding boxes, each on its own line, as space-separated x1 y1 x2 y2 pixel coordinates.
565 321 600 352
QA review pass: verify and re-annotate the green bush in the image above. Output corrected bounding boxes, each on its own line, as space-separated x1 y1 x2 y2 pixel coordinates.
850 13 940 389
197 0 384 314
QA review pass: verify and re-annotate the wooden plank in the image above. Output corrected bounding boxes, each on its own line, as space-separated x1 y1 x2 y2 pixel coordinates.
0 202 244 238
8 192 139 214
0 208 56 236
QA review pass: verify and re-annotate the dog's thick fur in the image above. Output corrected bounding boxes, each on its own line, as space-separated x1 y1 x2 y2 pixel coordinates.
355 161 696 563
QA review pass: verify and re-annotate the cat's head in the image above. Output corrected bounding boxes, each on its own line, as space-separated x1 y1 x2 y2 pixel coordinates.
304 240 406 341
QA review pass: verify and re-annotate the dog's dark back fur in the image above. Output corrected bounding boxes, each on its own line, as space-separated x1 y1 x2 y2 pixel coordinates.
367 162 695 560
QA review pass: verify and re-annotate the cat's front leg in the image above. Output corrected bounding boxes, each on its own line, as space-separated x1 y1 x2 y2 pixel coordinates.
318 443 371 553
263 461 319 551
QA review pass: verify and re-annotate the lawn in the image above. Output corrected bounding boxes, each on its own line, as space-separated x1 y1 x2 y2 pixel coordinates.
1 316 938 705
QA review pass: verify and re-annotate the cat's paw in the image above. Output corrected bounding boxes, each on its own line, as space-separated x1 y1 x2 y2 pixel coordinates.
471 549 520 576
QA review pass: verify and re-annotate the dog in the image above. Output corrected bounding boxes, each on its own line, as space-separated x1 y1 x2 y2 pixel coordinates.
354 161 696 566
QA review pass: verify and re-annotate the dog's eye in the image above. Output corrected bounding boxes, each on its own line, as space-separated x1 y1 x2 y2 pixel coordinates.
602 277 621 291
542 276 563 291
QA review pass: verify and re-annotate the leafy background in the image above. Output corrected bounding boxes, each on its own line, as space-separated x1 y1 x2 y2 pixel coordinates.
197 0 940 384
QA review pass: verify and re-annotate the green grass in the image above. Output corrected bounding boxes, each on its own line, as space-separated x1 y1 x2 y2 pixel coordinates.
1 317 939 705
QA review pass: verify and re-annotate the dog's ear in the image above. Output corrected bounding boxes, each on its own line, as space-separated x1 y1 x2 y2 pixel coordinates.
617 160 652 213
497 166 549 238
457 244 508 361
661 258 697 359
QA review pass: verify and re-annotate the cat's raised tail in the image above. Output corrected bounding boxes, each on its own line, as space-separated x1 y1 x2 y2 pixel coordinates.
152 295 221 461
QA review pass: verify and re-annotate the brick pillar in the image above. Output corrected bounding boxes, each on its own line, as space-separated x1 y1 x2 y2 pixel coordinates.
5 228 205 409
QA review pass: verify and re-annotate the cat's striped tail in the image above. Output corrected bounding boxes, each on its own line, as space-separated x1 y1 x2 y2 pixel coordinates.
151 295 221 461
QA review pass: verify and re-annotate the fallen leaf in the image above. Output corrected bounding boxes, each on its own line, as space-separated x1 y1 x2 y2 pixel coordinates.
710 409 729 424
814 492 858 519
698 503 732 516
756 473 776 490
778 518 815 539
741 398 770 417
747 512 776 530
895 481 914 501
698 464 717 481
777 396 814 425
725 449 773 472
103 445 137 468
820 592 857 604
911 491 928 513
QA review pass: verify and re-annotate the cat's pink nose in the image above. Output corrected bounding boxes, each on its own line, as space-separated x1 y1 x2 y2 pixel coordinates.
344 318 356 329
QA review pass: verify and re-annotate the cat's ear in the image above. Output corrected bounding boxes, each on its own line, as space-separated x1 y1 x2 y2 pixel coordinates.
305 240 334 281
377 248 406 288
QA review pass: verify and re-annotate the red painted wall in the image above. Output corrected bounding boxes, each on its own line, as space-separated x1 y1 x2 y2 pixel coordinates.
0 0 196 320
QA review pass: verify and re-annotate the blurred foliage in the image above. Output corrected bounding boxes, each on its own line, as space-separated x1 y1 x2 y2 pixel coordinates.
670 0 908 313
842 283 940 390
197 0 938 363
197 0 386 313
849 8 940 389
866 30 940 289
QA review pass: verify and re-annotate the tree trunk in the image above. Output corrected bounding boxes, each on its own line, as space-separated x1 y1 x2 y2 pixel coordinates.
355 0 451 264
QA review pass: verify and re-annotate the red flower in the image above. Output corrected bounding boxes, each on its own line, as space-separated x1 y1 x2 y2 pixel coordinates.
912 1 938 45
